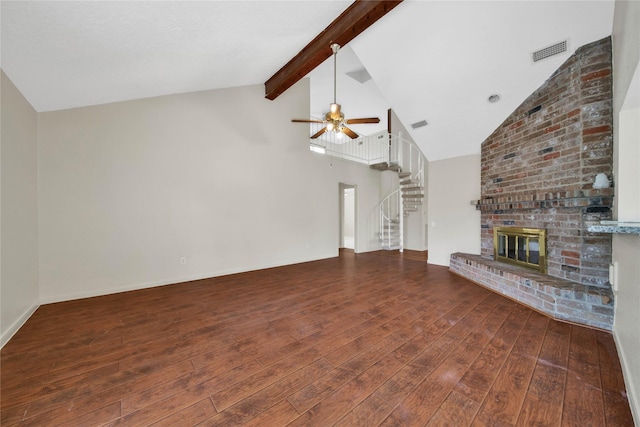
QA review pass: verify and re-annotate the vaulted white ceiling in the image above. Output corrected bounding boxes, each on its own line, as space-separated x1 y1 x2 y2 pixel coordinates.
1 1 615 161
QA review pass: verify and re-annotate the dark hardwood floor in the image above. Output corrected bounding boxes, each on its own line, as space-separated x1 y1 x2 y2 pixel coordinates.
1 250 634 426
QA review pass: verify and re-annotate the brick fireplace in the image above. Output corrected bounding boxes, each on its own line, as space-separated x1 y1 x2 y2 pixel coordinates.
450 37 614 330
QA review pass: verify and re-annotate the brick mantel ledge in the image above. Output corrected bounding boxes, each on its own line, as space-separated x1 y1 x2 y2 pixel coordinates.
449 253 614 330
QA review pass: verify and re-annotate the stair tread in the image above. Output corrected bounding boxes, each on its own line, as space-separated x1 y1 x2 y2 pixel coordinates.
371 162 401 172
370 163 388 171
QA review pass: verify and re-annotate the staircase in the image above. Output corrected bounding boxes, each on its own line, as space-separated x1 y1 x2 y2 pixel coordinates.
375 134 426 252
380 213 401 250
298 125 426 252
400 171 425 216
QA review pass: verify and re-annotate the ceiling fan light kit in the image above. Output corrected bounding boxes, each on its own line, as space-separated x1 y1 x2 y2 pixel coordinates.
291 43 380 140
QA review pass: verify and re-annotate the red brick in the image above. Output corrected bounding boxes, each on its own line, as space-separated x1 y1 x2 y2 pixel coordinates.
509 120 524 130
561 250 581 258
581 69 611 82
567 108 581 118
544 124 562 134
582 125 611 136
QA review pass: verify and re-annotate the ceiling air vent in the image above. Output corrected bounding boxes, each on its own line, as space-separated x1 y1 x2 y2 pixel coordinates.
532 40 568 63
411 120 428 129
346 68 372 84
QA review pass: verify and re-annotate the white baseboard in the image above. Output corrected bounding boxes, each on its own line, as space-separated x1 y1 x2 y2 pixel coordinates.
613 329 639 427
39 253 339 305
3 253 340 347
1 302 40 349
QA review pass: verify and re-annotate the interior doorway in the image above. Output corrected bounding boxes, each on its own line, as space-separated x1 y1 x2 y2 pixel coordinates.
339 184 356 250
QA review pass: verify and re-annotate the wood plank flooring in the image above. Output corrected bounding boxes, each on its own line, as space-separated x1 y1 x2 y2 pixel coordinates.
1 250 634 426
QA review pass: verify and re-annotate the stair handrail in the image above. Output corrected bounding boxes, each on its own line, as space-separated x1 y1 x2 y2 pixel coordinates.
389 131 425 189
378 188 402 250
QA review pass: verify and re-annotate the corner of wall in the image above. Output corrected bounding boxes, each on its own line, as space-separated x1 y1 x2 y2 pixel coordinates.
1 70 41 349
611 0 640 423
1 302 40 349
613 323 640 426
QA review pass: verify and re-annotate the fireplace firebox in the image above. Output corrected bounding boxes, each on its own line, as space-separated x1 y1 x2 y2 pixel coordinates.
493 227 546 274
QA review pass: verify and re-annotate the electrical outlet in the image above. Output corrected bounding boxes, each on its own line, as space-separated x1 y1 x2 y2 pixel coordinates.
180 257 186 265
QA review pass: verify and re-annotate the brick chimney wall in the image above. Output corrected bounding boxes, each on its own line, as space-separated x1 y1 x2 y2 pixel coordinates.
478 37 613 289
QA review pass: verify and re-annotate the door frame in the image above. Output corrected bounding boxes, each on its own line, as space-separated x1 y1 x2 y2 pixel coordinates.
339 183 357 251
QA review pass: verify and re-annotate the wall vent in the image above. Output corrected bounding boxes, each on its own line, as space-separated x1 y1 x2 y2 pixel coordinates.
526 105 542 116
532 40 568 63
411 120 428 129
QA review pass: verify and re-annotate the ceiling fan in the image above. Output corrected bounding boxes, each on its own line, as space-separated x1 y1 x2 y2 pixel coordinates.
292 43 380 139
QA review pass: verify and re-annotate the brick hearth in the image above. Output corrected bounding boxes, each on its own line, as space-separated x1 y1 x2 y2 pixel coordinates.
450 253 613 330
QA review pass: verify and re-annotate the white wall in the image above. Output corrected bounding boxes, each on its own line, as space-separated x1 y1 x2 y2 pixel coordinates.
37 80 382 303
333 160 382 254
1 71 40 346
612 0 640 422
427 154 481 266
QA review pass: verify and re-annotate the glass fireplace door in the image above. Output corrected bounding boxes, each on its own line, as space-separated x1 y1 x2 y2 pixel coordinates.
494 227 546 273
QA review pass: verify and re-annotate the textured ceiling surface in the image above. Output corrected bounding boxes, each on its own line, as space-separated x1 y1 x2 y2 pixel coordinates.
0 1 351 111
1 0 616 160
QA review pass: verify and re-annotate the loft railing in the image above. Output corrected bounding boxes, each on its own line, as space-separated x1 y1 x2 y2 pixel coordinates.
306 123 425 186
306 121 389 165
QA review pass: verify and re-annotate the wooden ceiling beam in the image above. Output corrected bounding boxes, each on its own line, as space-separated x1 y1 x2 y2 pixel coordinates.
264 0 403 100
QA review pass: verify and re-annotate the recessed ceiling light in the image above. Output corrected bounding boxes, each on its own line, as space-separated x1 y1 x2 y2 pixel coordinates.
488 94 501 103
